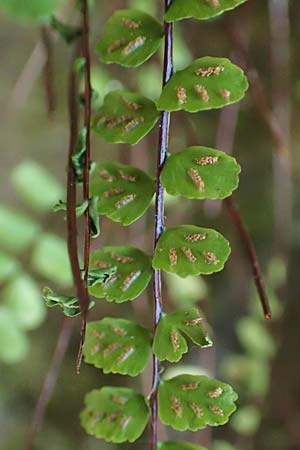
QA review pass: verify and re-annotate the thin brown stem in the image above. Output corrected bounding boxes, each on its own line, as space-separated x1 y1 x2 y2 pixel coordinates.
225 197 272 320
75 0 92 372
150 2 173 449
66 46 90 373
40 26 56 116
24 318 74 450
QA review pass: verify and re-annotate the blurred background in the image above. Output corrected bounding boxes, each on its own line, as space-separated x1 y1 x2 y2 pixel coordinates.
0 0 300 449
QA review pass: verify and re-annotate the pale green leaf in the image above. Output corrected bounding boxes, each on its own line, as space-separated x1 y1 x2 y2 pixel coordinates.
84 318 152 376
81 386 149 443
236 317 276 359
158 374 238 431
93 90 159 145
31 233 72 286
157 57 248 112
4 274 46 330
161 147 240 200
0 252 20 283
153 308 212 362
0 205 40 254
11 161 64 212
0 306 29 364
89 246 152 302
230 405 261 436
0 0 62 22
165 0 247 22
90 161 155 225
97 9 163 67
153 225 231 277
158 442 207 450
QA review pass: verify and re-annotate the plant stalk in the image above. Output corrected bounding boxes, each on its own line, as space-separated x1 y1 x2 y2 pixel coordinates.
151 2 173 449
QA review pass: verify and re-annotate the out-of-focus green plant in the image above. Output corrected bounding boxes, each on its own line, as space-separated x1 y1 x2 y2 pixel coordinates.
0 161 71 364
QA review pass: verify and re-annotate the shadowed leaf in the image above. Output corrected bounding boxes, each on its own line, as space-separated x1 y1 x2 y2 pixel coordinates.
90 161 155 225
81 386 149 443
158 442 207 450
97 9 163 67
84 318 152 376
93 90 159 145
89 246 152 302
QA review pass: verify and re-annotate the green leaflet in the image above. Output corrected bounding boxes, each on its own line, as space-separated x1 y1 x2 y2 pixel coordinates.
165 0 247 22
43 287 95 317
152 225 231 277
53 197 100 238
72 127 87 182
50 15 82 44
153 308 212 362
161 147 240 200
97 9 164 67
90 161 155 225
83 318 152 376
93 90 159 145
0 0 62 22
81 386 149 443
86 266 118 287
158 374 238 431
89 246 152 302
157 56 248 112
158 442 207 450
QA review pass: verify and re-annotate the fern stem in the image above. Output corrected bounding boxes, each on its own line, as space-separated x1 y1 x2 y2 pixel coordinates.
66 46 90 373
75 0 93 372
151 2 173 449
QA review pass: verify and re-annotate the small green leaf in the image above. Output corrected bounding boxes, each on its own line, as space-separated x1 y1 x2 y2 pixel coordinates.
43 287 95 317
11 161 64 212
0 205 40 254
97 9 164 67
0 0 62 22
31 233 72 286
89 196 100 238
157 57 248 112
153 225 231 277
89 246 152 302
86 266 117 287
93 90 159 145
84 318 152 376
53 199 88 217
4 274 46 330
158 374 238 431
72 127 87 182
81 386 149 443
153 308 212 362
50 15 82 43
90 161 155 225
165 0 247 22
158 441 207 450
161 147 240 200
